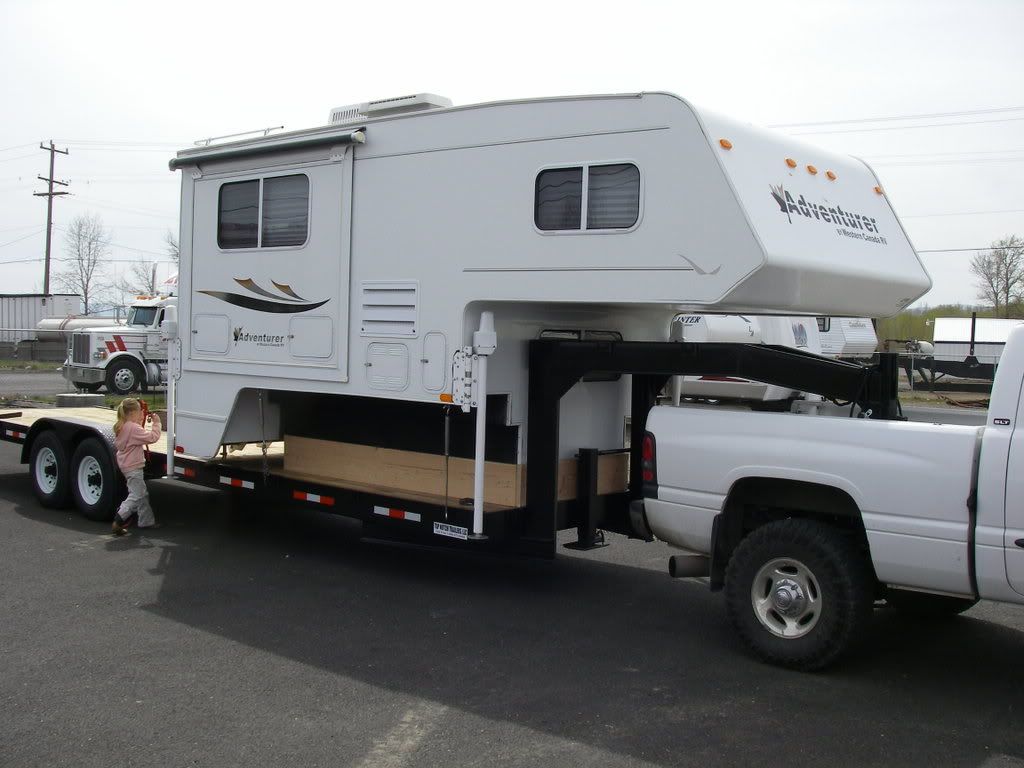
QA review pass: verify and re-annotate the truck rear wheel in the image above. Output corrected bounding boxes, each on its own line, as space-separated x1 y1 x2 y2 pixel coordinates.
70 437 120 521
30 431 72 509
106 358 143 395
725 518 873 671
886 590 978 617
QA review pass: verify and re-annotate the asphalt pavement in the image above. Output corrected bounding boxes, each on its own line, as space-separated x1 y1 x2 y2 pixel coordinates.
1 441 1023 768
0 370 69 397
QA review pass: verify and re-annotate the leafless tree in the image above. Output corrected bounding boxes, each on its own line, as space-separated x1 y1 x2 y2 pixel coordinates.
56 213 111 315
971 235 1024 318
116 257 160 297
165 229 179 261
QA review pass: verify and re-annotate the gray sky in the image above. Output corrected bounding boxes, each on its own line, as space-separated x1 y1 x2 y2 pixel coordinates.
1 0 1022 310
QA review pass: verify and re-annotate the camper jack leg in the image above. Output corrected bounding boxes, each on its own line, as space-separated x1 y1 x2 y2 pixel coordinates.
564 448 608 551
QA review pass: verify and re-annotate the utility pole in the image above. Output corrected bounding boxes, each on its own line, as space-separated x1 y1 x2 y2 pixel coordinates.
33 140 69 296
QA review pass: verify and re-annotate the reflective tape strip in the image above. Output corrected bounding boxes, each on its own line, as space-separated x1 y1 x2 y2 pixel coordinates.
4 429 27 440
373 505 421 522
173 466 196 478
105 341 117 353
219 476 254 490
292 490 335 506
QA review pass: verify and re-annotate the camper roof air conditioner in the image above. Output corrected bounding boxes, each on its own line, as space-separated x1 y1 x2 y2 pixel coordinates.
328 93 452 125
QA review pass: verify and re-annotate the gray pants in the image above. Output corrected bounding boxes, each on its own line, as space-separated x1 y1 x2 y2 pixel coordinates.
116 469 155 527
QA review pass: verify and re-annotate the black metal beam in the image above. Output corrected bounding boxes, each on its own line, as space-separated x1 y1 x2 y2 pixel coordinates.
525 339 900 555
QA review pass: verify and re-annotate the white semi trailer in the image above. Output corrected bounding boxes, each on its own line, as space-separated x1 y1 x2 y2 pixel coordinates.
1 92 933 665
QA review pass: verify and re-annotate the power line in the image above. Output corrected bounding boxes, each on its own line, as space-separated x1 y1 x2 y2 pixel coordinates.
52 224 169 258
918 247 1010 254
903 208 1024 219
0 152 41 165
770 105 1024 128
0 229 44 249
865 148 1024 160
789 116 1024 136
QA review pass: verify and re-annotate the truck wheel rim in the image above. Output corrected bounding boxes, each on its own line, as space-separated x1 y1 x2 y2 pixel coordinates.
114 367 136 391
35 447 59 494
77 456 103 505
751 557 821 639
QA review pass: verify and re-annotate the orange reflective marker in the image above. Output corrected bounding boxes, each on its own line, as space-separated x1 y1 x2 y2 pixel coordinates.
874 185 883 195
807 165 818 175
826 170 837 180
439 393 453 403
785 158 797 168
719 138 733 149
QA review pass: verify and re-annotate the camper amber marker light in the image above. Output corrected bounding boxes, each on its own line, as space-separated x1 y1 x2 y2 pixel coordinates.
719 139 733 149
874 185 883 194
785 158 797 168
439 393 454 403
826 170 837 180
807 165 818 175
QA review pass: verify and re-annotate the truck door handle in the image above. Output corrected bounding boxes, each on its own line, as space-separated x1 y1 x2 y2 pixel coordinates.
1016 539 1024 549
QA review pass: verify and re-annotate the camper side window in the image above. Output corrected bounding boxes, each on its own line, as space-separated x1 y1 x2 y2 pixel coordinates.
217 174 309 250
218 180 259 249
535 163 640 232
535 168 583 230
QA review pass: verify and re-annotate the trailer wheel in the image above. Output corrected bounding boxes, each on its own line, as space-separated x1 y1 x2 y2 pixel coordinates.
70 437 120 521
725 519 873 671
106 358 143 395
29 431 72 509
885 590 978 617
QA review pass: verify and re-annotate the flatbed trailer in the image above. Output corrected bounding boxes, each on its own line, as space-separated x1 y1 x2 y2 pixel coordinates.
1 339 904 558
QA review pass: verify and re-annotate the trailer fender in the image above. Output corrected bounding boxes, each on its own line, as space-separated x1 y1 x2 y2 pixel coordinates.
21 418 116 466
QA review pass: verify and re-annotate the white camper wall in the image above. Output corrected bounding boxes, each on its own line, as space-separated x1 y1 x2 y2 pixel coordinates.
171 92 931 458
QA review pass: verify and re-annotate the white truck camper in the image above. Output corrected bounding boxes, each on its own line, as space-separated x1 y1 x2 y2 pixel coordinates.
1 92 936 669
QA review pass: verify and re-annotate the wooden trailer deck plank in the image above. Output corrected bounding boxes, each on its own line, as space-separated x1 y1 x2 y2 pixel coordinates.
277 467 515 513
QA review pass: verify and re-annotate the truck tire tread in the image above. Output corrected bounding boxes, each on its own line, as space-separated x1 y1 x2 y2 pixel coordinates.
724 518 873 671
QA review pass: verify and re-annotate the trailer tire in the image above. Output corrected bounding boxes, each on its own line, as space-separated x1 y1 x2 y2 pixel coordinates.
30 431 72 509
70 437 120 522
725 518 873 671
885 590 978 617
106 358 143 395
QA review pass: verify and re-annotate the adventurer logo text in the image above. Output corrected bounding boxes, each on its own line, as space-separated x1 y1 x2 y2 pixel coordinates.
770 184 888 246
233 326 285 348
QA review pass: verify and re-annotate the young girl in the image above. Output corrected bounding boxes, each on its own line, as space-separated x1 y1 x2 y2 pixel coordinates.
112 398 162 535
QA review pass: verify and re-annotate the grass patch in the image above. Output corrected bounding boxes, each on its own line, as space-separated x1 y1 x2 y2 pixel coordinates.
0 358 62 372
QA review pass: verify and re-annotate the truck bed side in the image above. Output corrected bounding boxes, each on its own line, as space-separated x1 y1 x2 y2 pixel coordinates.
645 406 982 595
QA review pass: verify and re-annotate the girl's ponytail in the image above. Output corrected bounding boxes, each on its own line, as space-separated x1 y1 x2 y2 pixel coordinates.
114 398 139 436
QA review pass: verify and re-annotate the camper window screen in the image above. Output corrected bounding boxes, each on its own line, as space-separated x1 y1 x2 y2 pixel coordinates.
586 164 640 229
262 174 309 247
535 168 583 230
218 180 259 249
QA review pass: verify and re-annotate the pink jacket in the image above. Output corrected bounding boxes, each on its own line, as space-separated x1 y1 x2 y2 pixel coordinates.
115 420 161 472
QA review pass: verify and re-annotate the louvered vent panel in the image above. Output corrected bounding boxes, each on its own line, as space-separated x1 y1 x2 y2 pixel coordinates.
360 281 418 337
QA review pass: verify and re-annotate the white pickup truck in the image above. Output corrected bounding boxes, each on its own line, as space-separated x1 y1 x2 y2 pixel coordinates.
640 325 1024 670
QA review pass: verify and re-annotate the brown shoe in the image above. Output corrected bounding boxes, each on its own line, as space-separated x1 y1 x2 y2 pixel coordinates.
111 519 128 536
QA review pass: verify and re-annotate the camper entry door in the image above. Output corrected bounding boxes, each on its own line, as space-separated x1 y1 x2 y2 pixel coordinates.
188 156 352 382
